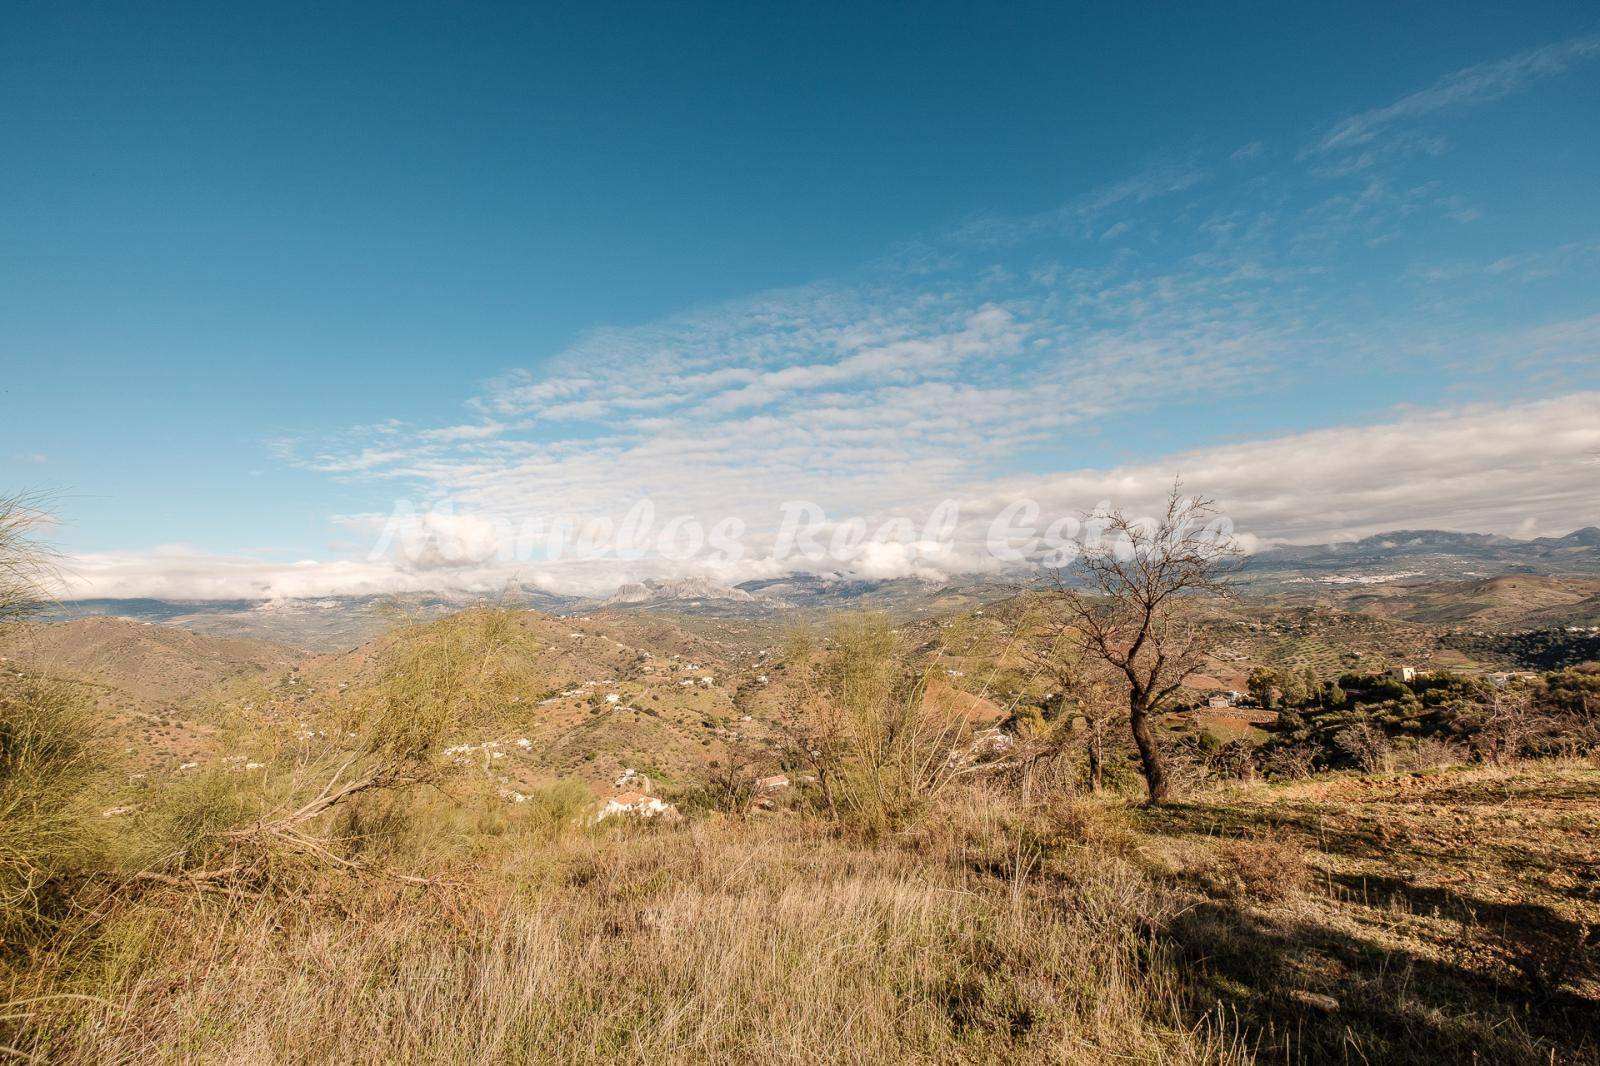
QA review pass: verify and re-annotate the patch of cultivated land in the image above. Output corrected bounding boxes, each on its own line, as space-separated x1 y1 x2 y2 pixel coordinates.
1329 574 1600 628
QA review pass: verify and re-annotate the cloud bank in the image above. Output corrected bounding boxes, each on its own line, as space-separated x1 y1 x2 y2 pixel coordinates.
59 392 1600 600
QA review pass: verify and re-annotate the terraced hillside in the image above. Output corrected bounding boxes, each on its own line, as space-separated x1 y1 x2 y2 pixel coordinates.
1316 574 1600 629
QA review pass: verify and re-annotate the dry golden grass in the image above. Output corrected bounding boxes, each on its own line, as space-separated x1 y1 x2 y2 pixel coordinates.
14 805 1242 1065
1137 760 1600 1064
0 676 106 948
5 759 1599 1064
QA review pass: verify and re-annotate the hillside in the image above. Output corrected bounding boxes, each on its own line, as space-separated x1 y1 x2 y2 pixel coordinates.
6 602 1599 1064
0 617 306 769
1316 574 1600 629
285 610 769 793
1 615 304 702
8 586 1581 790
10 609 773 790
5 603 1025 795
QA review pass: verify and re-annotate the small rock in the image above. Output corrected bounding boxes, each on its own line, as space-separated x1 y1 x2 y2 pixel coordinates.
1289 990 1340 1013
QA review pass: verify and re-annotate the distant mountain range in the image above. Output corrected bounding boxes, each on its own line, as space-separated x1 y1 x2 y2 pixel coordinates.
41 527 1600 649
603 577 766 608
599 572 1010 613
1242 527 1600 585
38 592 565 651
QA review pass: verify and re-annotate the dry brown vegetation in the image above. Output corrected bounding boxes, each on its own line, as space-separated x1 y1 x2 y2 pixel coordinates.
10 802 1242 1063
4 743 1598 1062
3 507 1598 1063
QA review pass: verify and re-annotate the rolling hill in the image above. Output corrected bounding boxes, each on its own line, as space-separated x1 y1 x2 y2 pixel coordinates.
0 616 307 770
1245 527 1600 586
1318 574 1600 628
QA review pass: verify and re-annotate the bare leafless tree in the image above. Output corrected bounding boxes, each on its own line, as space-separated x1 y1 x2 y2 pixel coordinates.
1475 683 1548 764
1054 482 1237 803
702 738 766 817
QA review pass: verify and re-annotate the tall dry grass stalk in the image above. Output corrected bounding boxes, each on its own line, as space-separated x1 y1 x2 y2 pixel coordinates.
0 678 105 948
0 495 57 626
20 809 1244 1065
0 494 107 948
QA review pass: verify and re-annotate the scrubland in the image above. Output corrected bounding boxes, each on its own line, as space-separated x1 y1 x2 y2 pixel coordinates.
4 733 1596 1063
0 511 1595 1063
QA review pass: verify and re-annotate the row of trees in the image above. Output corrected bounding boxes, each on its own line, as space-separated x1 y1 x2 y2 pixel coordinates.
1248 665 1345 710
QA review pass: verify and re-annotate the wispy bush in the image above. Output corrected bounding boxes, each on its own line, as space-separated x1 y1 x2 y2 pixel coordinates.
1391 735 1466 772
0 494 56 625
0 677 106 946
358 607 545 764
0 494 108 949
782 613 977 837
122 608 549 896
1332 721 1393 773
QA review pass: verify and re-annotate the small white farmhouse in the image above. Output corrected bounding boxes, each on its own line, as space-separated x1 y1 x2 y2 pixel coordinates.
596 791 679 822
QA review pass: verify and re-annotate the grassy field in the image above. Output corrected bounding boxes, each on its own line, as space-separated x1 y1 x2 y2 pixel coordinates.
1137 761 1600 1063
5 759 1596 1064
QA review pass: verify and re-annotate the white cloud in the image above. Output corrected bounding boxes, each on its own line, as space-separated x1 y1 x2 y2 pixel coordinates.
419 421 509 443
950 160 1208 246
1309 35 1600 162
271 246 1303 538
60 393 1600 599
963 392 1600 548
1409 241 1600 285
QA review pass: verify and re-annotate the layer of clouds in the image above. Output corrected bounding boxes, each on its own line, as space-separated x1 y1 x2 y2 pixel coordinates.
971 392 1600 547
58 392 1600 600
280 257 1307 534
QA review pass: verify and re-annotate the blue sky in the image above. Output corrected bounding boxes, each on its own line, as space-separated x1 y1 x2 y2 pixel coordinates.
3 2 1599 598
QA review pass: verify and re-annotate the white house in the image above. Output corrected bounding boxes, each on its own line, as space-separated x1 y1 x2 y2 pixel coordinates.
596 790 679 822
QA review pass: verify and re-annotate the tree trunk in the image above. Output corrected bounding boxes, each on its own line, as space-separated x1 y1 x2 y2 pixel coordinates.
1085 725 1104 793
1128 696 1170 803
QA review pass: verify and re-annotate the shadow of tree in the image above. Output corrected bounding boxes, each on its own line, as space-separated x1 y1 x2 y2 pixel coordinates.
1142 795 1598 884
1326 871 1600 997
1131 790 1600 1063
1163 901 1600 1065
